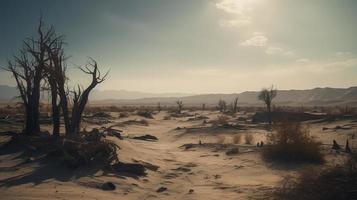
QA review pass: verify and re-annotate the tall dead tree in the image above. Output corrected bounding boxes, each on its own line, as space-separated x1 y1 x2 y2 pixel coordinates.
258 86 277 125
218 99 227 112
44 31 66 137
52 59 107 135
5 20 54 135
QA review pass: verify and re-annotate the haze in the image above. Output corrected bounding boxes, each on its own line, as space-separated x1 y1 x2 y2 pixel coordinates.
0 0 357 93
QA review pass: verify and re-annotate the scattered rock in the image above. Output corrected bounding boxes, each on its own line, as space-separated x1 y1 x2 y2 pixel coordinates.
101 182 116 191
226 147 239 155
156 186 167 193
132 134 158 141
112 162 147 176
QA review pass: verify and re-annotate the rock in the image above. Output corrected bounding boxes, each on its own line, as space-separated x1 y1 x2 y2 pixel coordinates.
112 162 147 176
173 167 191 172
107 129 123 140
225 147 239 155
132 134 158 141
188 189 194 194
156 186 167 193
101 182 116 191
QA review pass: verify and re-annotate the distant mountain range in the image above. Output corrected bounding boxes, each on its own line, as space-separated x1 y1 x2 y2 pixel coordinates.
1 85 357 106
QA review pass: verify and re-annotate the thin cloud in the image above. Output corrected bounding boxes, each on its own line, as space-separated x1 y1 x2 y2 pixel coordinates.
240 33 268 47
265 46 295 56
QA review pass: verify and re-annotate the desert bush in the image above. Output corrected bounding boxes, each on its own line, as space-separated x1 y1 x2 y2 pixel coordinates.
232 134 242 144
244 134 254 144
211 115 230 126
136 110 153 119
262 121 324 163
273 154 357 200
216 135 226 144
51 129 120 168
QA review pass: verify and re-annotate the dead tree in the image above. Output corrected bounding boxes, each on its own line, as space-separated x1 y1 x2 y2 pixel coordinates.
176 100 183 114
44 32 66 137
218 99 227 113
232 97 238 113
258 86 277 124
4 20 54 135
157 102 161 112
66 59 108 135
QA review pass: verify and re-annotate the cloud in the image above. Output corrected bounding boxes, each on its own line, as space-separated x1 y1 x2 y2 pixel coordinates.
240 32 268 47
216 0 252 27
265 46 295 56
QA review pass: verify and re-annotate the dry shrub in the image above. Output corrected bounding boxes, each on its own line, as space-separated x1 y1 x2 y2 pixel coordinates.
244 134 254 144
273 154 357 200
232 134 242 144
263 121 324 163
216 135 226 144
119 112 129 118
137 110 153 119
50 129 120 169
163 115 171 120
211 115 230 126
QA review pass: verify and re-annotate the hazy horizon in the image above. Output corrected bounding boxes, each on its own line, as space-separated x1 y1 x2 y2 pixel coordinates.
1 0 357 93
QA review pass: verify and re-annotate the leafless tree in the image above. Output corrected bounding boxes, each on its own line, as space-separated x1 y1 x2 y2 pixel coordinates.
157 102 161 112
218 99 227 112
176 100 183 114
258 85 277 124
4 20 55 135
232 97 238 113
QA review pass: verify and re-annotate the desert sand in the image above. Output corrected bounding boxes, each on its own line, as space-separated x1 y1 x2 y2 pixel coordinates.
0 110 355 200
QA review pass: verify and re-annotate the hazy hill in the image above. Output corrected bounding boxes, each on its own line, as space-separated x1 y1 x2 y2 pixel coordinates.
1 85 357 106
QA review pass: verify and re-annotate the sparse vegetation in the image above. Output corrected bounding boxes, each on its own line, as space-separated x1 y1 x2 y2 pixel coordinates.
273 154 357 200
263 121 324 163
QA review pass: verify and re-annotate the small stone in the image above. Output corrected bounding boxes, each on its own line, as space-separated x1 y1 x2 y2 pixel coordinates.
188 189 194 194
225 147 239 155
156 186 167 193
101 182 116 191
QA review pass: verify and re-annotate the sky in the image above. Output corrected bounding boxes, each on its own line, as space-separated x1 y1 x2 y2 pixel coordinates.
0 0 357 93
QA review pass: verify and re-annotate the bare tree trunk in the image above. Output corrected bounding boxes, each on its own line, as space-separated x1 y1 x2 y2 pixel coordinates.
267 103 272 125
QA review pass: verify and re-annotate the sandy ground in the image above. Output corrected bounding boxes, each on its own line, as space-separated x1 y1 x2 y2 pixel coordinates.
0 111 356 200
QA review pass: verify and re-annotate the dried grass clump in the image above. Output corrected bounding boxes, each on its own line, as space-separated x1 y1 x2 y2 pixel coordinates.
216 135 226 144
137 110 153 119
211 115 230 126
273 154 357 200
262 121 324 163
232 134 242 144
48 129 120 169
244 134 254 144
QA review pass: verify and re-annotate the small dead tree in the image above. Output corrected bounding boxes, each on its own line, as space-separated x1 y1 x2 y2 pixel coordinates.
232 97 238 113
202 103 206 111
176 100 183 114
157 102 161 112
218 99 227 113
4 20 55 135
258 85 277 124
